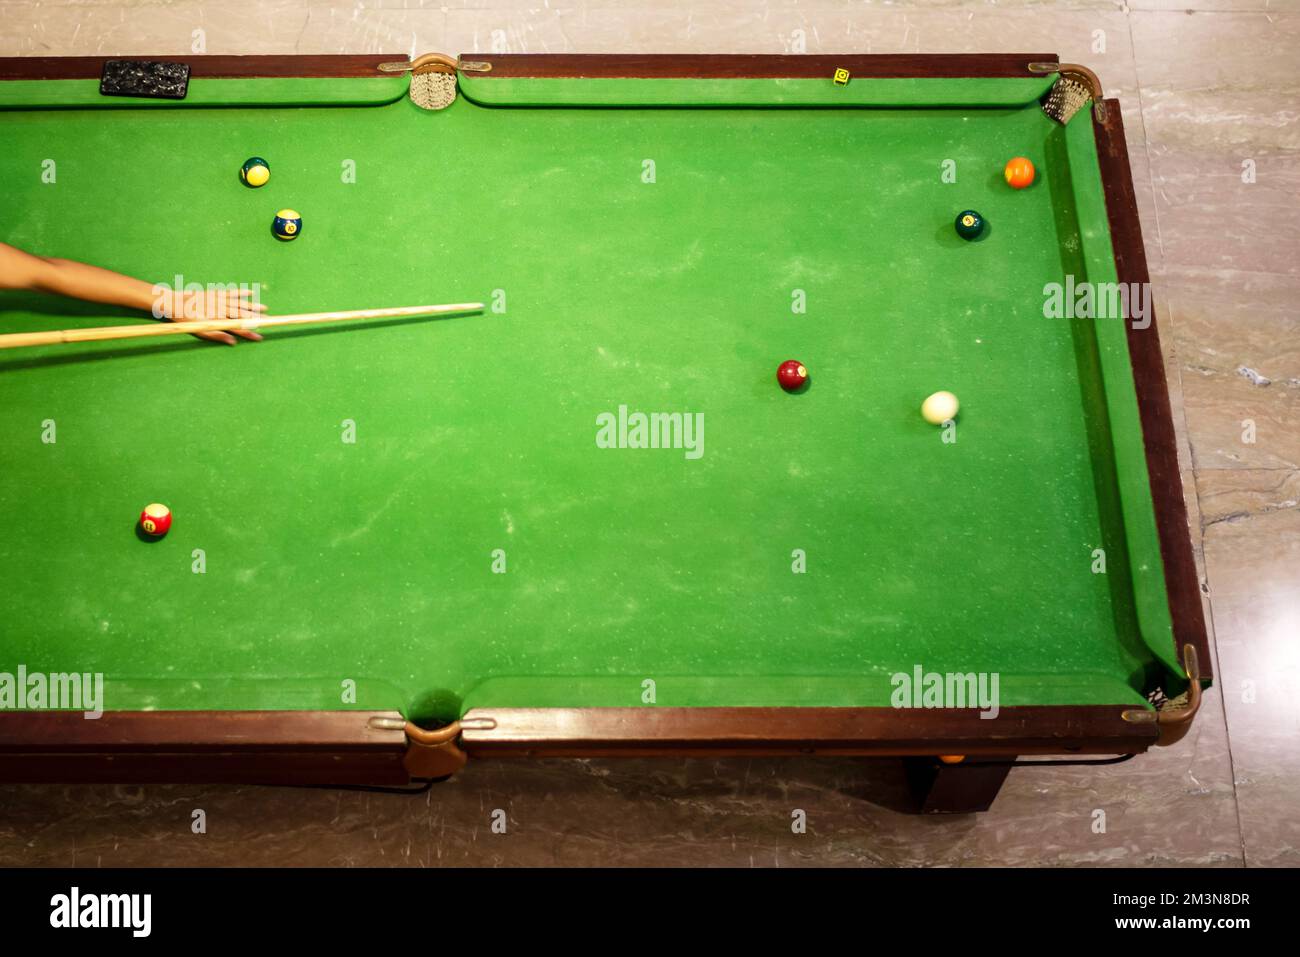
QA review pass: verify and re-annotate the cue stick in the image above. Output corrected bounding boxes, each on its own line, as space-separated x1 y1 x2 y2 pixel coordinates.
0 302 486 351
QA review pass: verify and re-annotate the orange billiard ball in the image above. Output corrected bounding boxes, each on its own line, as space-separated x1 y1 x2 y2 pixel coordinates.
139 503 172 537
1004 156 1035 189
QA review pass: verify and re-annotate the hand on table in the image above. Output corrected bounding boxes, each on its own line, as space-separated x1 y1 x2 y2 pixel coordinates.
161 288 268 345
0 243 271 346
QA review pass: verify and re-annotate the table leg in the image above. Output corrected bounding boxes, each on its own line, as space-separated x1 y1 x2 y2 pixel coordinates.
903 757 1015 814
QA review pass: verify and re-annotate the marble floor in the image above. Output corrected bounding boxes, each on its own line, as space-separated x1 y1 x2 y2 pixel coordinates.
0 0 1296 867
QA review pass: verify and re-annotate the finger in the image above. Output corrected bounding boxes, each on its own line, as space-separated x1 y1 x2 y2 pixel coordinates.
235 329 264 342
198 330 237 346
234 292 269 312
228 298 269 314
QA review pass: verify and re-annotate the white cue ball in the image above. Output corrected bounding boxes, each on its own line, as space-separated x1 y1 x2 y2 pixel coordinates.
921 391 959 425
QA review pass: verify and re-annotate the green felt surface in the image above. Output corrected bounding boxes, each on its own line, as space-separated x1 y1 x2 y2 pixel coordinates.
0 76 1177 721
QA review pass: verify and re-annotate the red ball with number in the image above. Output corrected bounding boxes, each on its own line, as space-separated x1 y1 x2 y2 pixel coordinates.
139 503 172 537
777 360 808 392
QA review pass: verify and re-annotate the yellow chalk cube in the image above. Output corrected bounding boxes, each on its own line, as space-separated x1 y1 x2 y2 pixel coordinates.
833 68 850 86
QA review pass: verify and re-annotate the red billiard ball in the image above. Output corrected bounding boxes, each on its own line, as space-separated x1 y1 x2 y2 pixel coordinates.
139 503 172 537
777 360 808 392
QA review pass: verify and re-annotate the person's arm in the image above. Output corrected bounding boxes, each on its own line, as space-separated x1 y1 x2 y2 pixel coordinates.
0 241 264 344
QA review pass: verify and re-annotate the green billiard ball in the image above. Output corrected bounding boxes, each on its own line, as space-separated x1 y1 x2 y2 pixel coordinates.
955 209 985 241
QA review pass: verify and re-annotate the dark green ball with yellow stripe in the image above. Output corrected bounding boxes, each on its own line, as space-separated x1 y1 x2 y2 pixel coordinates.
240 157 270 188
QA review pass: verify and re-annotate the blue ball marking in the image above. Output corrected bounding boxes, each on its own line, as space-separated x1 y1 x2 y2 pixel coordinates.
272 209 302 241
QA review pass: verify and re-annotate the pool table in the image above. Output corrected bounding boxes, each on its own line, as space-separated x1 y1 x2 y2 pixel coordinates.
0 53 1211 812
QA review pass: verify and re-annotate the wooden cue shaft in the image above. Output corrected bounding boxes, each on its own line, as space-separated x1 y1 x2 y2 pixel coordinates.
0 302 485 351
